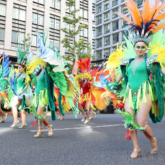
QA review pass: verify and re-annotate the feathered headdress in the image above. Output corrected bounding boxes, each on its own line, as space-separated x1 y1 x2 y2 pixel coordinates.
77 57 91 73
119 0 165 45
15 44 30 66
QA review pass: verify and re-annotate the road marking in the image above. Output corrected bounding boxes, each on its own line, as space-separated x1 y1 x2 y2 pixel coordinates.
30 124 123 132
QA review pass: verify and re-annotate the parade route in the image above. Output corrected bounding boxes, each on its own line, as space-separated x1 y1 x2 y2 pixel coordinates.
0 114 164 165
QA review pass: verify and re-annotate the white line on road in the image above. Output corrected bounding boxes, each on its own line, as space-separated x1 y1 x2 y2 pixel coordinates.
30 124 123 132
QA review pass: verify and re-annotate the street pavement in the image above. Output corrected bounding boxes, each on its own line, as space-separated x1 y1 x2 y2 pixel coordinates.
0 114 165 165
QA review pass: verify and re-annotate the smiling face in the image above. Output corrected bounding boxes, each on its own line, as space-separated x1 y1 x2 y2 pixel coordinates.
134 42 147 57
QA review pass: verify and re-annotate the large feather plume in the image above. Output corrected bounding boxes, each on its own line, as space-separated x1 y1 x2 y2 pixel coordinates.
120 0 165 37
77 57 91 73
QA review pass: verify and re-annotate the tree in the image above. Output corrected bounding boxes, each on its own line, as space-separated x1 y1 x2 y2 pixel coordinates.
61 0 92 70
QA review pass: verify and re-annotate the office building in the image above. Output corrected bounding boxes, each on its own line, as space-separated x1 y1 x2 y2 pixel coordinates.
0 0 96 62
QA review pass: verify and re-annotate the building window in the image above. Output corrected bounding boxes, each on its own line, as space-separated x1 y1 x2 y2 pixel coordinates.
92 2 95 23
13 6 26 21
112 46 117 52
96 5 101 14
121 4 128 14
80 28 88 38
96 26 102 36
113 33 119 44
12 4 26 46
0 4 6 16
96 15 102 25
121 19 126 28
104 12 110 22
92 13 95 22
112 8 118 19
0 28 4 41
80 1 88 20
31 35 37 47
96 38 102 48
33 0 44 4
12 31 25 44
50 17 60 30
92 49 95 57
96 50 102 60
104 24 110 34
104 36 110 46
122 31 128 41
50 0 60 9
32 12 44 26
92 29 95 39
113 20 118 31
104 49 110 56
50 40 60 51
32 9 44 49
112 0 118 7
104 0 109 10
65 22 74 32
80 9 88 19
136 0 143 8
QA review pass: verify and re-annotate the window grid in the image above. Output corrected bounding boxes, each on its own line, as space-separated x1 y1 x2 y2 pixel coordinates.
96 15 102 25
31 9 44 49
104 36 110 46
104 0 109 10
104 12 110 22
92 3 95 23
112 0 118 7
65 0 75 17
50 14 60 30
12 4 26 46
80 1 88 21
104 24 110 34
0 1 6 43
50 0 61 12
96 4 102 14
96 26 102 37
96 50 102 60
33 0 44 8
112 8 118 19
96 38 102 48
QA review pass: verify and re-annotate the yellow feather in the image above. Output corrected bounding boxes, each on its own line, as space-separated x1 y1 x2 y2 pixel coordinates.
105 44 125 72
26 57 46 74
150 42 165 67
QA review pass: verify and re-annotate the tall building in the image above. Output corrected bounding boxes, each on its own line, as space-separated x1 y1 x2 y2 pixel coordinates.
95 0 163 65
0 0 96 62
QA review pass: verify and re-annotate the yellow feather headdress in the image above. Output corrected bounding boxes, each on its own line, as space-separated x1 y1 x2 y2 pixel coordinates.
26 56 46 75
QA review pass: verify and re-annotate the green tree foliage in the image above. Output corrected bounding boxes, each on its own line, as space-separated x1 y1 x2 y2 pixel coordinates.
61 0 92 70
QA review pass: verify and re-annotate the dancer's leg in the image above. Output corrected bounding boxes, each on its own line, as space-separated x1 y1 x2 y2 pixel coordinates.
84 100 91 124
79 105 86 122
20 110 26 127
35 104 53 137
11 97 22 126
125 98 140 158
137 94 157 153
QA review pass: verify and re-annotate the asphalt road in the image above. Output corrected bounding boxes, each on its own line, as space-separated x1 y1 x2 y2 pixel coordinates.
0 114 165 165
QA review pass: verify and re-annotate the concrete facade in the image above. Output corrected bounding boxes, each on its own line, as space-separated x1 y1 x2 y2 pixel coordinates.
0 0 96 61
